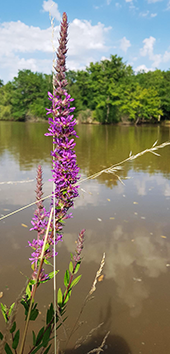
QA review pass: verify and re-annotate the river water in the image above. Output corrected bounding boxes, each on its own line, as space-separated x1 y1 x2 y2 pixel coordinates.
0 121 170 354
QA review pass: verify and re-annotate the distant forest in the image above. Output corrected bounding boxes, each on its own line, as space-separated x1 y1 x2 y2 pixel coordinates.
0 54 170 124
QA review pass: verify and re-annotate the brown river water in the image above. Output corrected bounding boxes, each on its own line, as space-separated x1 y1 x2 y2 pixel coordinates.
0 121 170 354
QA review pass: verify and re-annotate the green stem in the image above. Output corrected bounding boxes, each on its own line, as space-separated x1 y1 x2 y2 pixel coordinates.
18 208 54 354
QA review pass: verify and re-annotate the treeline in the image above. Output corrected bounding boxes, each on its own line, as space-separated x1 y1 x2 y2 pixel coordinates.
0 55 170 123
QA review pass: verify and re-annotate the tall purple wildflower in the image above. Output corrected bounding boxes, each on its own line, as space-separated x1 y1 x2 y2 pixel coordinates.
29 166 50 282
46 12 80 230
29 13 80 272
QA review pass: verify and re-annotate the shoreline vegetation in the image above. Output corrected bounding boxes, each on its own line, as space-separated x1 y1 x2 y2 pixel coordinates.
0 55 170 125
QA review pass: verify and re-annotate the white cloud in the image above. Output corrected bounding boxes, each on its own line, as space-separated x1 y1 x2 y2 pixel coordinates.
120 36 131 53
107 0 112 4
148 0 163 3
134 64 153 73
151 13 157 17
140 10 149 17
140 36 156 57
125 0 133 2
42 0 61 21
0 21 55 55
163 50 170 62
0 18 111 82
140 36 162 68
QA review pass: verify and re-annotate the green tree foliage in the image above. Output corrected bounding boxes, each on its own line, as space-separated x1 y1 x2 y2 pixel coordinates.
0 57 169 123
0 82 13 120
11 70 52 121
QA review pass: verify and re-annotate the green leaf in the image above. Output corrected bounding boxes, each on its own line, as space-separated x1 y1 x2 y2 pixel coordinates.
57 288 62 305
26 284 31 299
29 279 36 285
36 327 44 345
10 322 16 334
69 261 73 274
46 303 54 325
1 303 8 322
0 332 3 340
5 343 13 354
64 270 70 287
71 275 82 288
12 329 20 349
31 344 43 354
74 262 81 275
43 344 52 354
8 303 15 317
42 326 51 347
44 259 53 266
20 299 29 314
30 308 39 321
48 270 59 280
63 289 72 304
70 253 73 260
32 331 36 346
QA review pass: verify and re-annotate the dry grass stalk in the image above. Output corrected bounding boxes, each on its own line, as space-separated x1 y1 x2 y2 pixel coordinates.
74 322 104 350
89 253 105 295
86 331 110 354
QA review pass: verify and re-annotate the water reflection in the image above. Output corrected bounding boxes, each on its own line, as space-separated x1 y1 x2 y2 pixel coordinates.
0 122 170 353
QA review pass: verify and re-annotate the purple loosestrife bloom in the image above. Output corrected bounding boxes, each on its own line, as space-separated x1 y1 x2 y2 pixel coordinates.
74 229 86 262
29 13 81 275
46 12 80 232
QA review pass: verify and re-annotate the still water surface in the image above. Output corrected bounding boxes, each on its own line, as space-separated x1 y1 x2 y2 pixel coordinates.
0 122 170 353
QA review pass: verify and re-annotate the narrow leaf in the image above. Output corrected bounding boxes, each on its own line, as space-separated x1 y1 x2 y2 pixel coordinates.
63 289 72 304
0 303 8 323
5 343 13 354
64 270 70 287
0 332 3 340
26 284 31 299
31 344 43 354
57 288 62 305
69 261 73 274
43 344 52 354
48 270 59 280
8 303 15 317
10 321 16 334
44 259 53 266
42 326 51 347
32 331 36 346
30 308 39 321
74 262 81 275
71 275 82 288
46 303 54 325
36 327 44 345
12 329 20 349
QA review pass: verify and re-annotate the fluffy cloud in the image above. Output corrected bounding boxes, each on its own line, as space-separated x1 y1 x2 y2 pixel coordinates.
120 36 131 53
0 17 111 82
140 10 149 17
42 0 61 21
151 13 157 17
140 36 162 68
134 64 153 73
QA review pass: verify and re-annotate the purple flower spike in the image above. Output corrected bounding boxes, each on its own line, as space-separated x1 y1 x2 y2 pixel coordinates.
74 229 86 262
46 12 80 232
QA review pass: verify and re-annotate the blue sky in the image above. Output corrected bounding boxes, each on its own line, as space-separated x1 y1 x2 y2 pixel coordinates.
0 0 170 83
